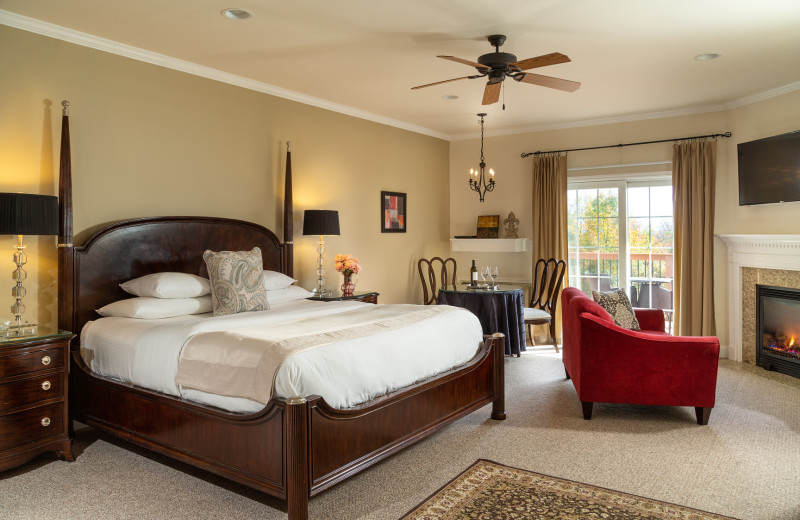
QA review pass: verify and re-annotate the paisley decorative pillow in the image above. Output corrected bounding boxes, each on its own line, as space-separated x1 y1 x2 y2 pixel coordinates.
591 289 640 330
203 247 269 316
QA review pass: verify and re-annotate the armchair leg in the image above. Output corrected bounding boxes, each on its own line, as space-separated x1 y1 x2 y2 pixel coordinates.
581 401 593 420
695 407 712 425
564 366 570 379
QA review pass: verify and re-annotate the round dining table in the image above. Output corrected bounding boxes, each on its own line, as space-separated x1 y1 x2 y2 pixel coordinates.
437 285 526 356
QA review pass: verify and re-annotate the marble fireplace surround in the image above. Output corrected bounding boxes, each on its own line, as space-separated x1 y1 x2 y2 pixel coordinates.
718 234 800 363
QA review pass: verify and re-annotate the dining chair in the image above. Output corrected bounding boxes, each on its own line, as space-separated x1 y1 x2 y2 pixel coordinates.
418 257 457 305
525 258 567 351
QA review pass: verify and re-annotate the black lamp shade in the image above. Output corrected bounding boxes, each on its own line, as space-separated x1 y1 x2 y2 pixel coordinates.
0 193 59 236
303 209 340 236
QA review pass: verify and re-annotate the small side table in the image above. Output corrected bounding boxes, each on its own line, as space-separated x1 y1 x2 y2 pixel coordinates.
0 329 75 471
307 291 379 304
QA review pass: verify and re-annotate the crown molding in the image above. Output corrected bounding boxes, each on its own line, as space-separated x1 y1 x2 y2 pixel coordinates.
0 10 449 141
3 9 797 143
723 81 800 110
450 104 729 141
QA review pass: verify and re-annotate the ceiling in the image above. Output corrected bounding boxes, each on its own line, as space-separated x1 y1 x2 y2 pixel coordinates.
2 0 800 139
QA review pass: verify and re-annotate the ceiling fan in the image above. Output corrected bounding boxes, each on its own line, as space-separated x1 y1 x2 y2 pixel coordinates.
412 34 580 105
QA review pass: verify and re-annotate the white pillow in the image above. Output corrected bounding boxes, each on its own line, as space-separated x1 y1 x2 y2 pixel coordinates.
120 272 211 298
97 296 213 319
266 285 314 305
262 270 297 291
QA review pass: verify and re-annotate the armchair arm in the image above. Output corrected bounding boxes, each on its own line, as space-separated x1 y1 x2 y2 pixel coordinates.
634 307 666 332
576 313 719 408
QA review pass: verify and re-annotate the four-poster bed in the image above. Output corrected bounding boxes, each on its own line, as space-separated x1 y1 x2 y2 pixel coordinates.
56 102 506 519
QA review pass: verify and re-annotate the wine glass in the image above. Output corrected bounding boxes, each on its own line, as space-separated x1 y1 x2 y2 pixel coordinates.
483 266 493 288
490 266 499 287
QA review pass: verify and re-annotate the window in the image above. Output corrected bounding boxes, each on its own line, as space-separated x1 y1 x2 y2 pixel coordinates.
568 178 674 330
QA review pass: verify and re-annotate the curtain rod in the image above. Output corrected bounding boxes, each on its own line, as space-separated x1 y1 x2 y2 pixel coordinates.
520 132 732 158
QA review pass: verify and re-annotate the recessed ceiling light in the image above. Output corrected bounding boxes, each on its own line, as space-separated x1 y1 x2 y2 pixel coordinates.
221 8 253 20
694 53 721 61
442 95 459 100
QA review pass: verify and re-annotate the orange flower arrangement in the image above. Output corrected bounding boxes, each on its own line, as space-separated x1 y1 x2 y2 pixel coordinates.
334 254 361 277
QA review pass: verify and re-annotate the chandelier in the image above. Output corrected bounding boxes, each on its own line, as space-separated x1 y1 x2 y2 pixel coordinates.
469 113 495 202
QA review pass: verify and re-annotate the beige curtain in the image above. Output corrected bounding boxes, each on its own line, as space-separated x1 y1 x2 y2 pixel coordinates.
531 154 569 341
672 140 716 337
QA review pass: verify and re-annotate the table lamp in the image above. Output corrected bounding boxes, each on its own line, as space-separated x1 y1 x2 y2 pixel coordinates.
302 209 340 297
0 193 59 338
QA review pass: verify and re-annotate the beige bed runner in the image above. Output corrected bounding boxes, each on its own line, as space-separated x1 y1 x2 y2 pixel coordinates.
175 304 458 404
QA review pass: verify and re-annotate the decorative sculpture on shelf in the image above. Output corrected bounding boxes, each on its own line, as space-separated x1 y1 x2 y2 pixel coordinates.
504 211 519 238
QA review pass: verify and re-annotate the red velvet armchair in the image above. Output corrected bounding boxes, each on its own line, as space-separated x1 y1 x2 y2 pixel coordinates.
561 287 720 425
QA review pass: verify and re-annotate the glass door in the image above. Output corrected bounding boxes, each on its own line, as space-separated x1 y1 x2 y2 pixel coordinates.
627 183 674 331
567 183 626 296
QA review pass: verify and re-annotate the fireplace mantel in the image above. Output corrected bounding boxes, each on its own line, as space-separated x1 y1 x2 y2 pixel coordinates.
718 234 800 362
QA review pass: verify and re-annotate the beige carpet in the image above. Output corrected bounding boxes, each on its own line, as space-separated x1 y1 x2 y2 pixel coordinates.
1 351 799 520
402 459 740 519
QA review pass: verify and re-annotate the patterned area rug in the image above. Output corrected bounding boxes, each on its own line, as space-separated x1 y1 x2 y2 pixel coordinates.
401 460 739 520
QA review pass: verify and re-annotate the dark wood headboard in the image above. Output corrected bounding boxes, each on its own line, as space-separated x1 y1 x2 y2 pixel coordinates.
56 102 294 341
64 217 289 341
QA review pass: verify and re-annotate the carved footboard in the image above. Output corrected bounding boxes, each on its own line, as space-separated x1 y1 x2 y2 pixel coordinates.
71 334 505 520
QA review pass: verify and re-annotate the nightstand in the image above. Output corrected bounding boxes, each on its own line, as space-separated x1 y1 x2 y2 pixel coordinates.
0 329 75 471
307 291 379 304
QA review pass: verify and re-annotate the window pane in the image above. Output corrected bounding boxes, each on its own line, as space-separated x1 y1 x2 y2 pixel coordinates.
651 217 673 248
628 217 650 248
577 189 596 217
597 188 618 217
567 190 578 219
627 187 650 217
651 186 673 217
600 218 618 247
578 218 599 247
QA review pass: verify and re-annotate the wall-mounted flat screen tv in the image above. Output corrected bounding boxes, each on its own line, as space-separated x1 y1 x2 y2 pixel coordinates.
738 130 800 206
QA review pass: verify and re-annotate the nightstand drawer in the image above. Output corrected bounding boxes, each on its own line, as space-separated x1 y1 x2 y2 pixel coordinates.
0 347 64 379
0 374 64 412
0 402 65 452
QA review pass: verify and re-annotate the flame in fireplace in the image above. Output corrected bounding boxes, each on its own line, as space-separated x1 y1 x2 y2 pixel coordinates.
791 336 796 347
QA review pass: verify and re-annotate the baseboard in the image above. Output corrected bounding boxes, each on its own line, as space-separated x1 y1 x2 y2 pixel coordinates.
719 344 730 359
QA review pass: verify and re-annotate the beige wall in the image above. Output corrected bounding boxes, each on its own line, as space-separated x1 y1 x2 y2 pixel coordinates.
0 26 450 330
450 91 800 350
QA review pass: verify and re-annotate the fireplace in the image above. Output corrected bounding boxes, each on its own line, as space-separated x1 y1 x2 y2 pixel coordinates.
757 284 800 378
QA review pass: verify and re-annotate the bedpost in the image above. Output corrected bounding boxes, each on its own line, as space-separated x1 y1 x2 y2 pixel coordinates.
283 141 294 278
285 396 309 520
57 100 75 336
491 333 506 420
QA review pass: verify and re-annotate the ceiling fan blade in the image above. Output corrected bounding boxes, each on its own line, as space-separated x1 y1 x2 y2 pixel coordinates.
516 72 581 92
438 55 489 70
411 76 473 90
482 82 501 105
511 52 571 71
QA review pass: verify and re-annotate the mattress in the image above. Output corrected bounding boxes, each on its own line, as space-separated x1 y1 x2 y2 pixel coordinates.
80 299 483 412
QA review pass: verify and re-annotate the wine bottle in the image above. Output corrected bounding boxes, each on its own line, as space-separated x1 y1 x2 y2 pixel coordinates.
470 260 478 286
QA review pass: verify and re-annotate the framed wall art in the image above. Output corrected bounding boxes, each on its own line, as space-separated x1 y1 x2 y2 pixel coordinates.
476 215 500 238
381 191 406 233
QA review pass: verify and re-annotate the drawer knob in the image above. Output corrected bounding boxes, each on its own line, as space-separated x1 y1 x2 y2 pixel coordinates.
41 355 51 366
41 417 51 427
42 381 51 391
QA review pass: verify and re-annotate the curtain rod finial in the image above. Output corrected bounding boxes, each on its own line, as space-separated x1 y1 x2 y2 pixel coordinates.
61 100 69 116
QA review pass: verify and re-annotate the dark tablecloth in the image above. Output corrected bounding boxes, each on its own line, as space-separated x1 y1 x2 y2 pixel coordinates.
437 288 526 356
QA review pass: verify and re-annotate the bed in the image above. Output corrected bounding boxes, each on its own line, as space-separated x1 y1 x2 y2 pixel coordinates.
56 106 505 520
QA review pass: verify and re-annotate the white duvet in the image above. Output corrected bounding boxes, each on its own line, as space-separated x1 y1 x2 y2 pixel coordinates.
80 300 483 412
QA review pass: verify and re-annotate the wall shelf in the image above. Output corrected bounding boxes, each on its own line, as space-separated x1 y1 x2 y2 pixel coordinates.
450 238 528 253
